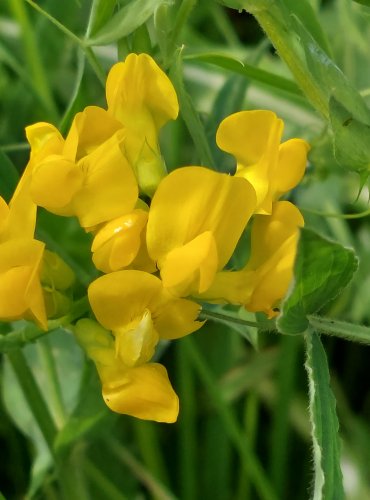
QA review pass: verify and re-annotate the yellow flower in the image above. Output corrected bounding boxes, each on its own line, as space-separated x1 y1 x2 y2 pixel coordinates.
106 53 179 196
91 207 155 274
0 160 47 328
0 236 46 328
30 106 138 228
200 201 304 317
146 166 256 296
75 319 179 423
82 270 202 421
216 110 309 214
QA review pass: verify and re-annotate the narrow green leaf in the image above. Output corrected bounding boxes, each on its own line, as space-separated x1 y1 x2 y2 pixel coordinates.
304 331 345 500
278 0 331 55
185 53 302 97
293 15 370 123
0 151 19 202
87 0 168 46
329 97 370 172
352 0 370 5
169 51 215 168
86 0 116 37
277 228 358 335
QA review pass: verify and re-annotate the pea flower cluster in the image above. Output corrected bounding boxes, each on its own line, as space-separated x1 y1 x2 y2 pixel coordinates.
1 53 309 423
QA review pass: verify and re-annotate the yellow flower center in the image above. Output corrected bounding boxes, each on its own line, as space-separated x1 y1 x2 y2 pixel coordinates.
114 309 159 367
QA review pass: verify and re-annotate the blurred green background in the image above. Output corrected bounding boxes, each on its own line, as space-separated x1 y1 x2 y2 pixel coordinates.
1 0 370 499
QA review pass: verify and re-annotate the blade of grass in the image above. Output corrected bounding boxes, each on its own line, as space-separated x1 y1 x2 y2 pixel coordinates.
8 0 58 121
184 336 278 500
176 341 197 500
268 335 301 497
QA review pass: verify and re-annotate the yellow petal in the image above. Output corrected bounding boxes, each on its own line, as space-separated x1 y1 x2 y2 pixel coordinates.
88 270 163 331
244 201 304 316
30 154 83 209
216 110 284 214
160 231 218 295
89 270 202 339
154 297 203 339
115 309 159 367
197 268 255 305
0 238 46 328
274 138 309 198
106 53 178 129
92 210 147 273
63 106 122 162
73 131 138 227
102 362 179 423
147 166 256 275
216 110 282 167
25 122 64 162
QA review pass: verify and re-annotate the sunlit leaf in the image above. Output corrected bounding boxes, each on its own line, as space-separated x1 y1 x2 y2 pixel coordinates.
87 0 169 46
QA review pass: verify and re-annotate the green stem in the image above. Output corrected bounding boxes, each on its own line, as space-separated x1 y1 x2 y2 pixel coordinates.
0 296 90 353
251 6 328 117
308 315 370 345
107 438 177 500
24 0 105 87
6 349 57 453
237 391 259 500
184 336 278 500
199 308 276 331
300 206 370 219
83 459 126 500
168 0 197 53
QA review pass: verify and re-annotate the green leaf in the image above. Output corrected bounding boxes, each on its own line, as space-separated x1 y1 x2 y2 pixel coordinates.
352 0 370 5
277 228 358 335
329 97 370 172
304 331 345 500
185 53 302 97
2 329 85 496
169 50 215 169
86 0 116 37
278 0 331 55
87 0 169 46
293 15 370 123
0 150 19 202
